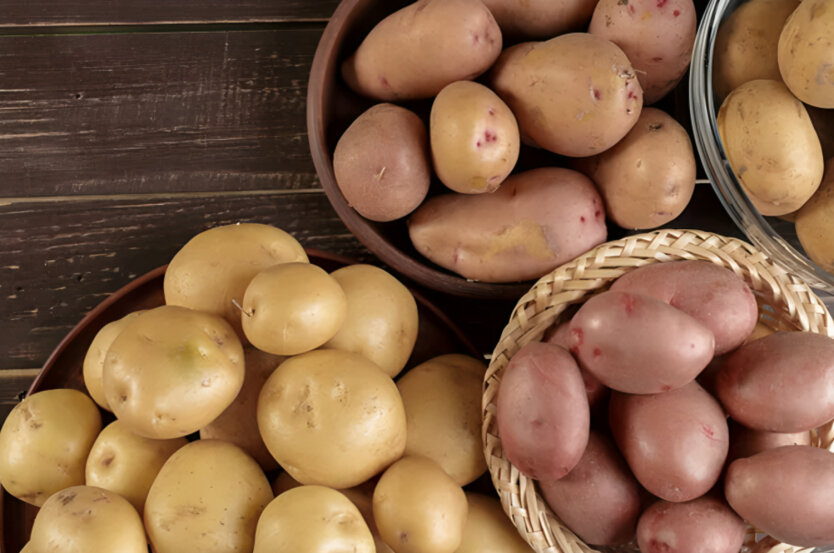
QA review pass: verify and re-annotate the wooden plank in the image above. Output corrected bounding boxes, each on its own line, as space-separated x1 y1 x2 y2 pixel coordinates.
0 369 38 423
0 28 323 197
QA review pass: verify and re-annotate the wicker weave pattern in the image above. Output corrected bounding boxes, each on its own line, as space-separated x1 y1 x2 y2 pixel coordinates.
482 230 834 553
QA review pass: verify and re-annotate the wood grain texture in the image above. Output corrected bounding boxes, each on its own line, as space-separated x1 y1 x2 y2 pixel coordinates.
0 28 323 197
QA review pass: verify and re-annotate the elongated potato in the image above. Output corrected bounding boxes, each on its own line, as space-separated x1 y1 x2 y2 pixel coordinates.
481 0 597 39
778 0 834 108
341 0 501 101
408 167 606 283
728 420 811 462
636 497 746 553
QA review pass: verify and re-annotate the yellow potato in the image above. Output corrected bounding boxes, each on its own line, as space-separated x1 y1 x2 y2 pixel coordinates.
0 389 101 506
397 354 487 486
102 305 244 439
258 349 407 489
481 0 597 39
778 0 834 108
253 486 374 553
796 158 834 272
164 223 308 338
430 81 519 194
324 264 418 378
457 493 534 553
29 486 146 553
145 440 272 553
85 420 187 513
82 310 143 411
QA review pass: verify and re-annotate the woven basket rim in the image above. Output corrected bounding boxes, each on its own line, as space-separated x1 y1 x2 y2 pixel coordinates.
481 229 834 553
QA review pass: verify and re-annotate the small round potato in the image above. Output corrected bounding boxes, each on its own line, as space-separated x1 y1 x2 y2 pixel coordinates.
0 389 101 506
430 81 519 194
145 440 272 553
29 486 147 553
253 486 374 553
324 264 418 378
82 310 143 411
258 349 407 489
778 0 834 109
163 223 308 338
85 420 186 514
102 305 244 439
241 262 347 355
457 493 535 553
796 158 834 272
373 456 468 553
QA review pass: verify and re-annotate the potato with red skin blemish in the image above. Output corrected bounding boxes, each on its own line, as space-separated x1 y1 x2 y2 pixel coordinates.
545 321 608 413
636 496 746 553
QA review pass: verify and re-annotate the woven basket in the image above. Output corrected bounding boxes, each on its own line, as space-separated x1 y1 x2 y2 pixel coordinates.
482 229 834 553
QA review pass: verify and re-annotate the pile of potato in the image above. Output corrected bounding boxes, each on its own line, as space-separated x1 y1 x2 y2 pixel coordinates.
496 259 834 550
0 222 531 553
331 0 699 283
712 0 834 270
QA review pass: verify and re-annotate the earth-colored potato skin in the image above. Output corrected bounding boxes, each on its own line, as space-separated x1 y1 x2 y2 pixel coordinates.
725 445 834 547
609 381 729 503
333 103 431 222
778 0 834 109
456 493 535 553
481 0 597 40
715 331 834 433
636 497 746 553
341 0 502 101
727 420 811 463
545 322 609 413
797 158 834 272
407 167 606 283
489 33 642 157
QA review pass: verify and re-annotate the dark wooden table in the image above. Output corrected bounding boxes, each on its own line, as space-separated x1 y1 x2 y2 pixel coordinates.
0 0 743 424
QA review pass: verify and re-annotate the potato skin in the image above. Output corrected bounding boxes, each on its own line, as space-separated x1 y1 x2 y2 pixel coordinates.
334 103 431 222
545 321 609 413
569 291 715 394
589 0 697 104
457 493 534 553
728 420 811 462
496 342 590 481
778 0 834 108
725 445 834 546
481 0 597 40
539 432 641 546
716 331 834 432
609 381 729 502
341 0 501 101
636 497 746 553
489 33 642 157
82 310 143 411
797 158 834 272
408 167 606 283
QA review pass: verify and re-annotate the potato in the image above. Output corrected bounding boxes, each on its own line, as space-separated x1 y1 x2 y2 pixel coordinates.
796 158 834 272
544 321 609 413
373 456 468 553
163 222 308 338
489 33 642 157
589 0 697 104
408 167 607 283
481 0 597 39
636 497 746 553
200 347 283 472
241 262 346 355
85 420 187 513
324 264 418 378
497 342 590 481
341 0 501 101
577 107 696 229
456 493 534 553
728 419 811 462
29 486 146 553
725 445 834 546
569 290 715 394
253 485 374 553
610 260 758 355
333 103 431 222
430 81 519 194
257 349 407 489
0 389 101 506
145 440 272 553
778 0 834 108
717 79 824 216
102 305 244 439
397 354 487 486
539 431 642 546
82 310 143 411
809 105 834 159
716 331 834 432
609 381 729 502
712 0 800 101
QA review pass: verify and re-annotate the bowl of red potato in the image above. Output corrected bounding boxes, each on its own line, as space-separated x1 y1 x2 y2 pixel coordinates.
308 0 700 298
482 228 834 553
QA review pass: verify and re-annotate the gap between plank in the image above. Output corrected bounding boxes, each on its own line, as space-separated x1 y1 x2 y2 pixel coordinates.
0 188 325 206
0 20 327 37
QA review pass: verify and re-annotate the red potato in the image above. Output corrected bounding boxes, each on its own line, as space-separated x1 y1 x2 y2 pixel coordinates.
716 331 834 433
545 322 608 413
728 420 811 462
610 260 758 355
496 342 590 481
636 497 746 553
609 381 729 502
539 432 641 546
569 290 715 394
725 445 834 547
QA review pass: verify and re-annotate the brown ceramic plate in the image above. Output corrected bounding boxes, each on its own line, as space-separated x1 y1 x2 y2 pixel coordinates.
0 249 478 553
